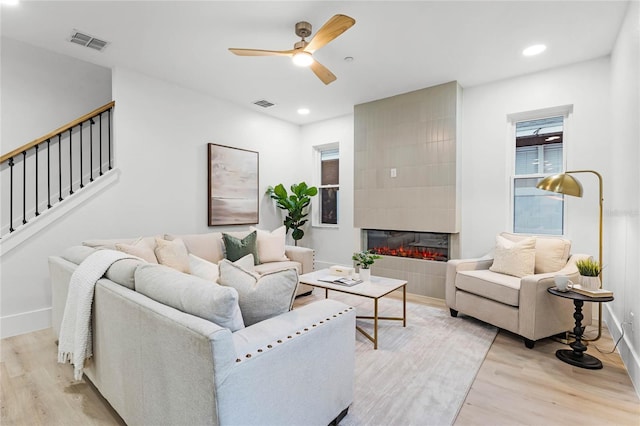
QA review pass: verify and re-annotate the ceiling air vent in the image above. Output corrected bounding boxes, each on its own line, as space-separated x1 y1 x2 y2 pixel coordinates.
69 30 109 52
253 100 276 108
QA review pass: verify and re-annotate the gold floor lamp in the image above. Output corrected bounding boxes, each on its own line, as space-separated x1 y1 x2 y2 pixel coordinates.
537 170 604 341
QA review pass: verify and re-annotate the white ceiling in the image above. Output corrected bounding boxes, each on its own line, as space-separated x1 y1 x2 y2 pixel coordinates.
1 1 629 125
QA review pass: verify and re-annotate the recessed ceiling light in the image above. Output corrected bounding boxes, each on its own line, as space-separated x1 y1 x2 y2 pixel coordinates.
344 56 354 62
522 44 547 56
297 108 310 115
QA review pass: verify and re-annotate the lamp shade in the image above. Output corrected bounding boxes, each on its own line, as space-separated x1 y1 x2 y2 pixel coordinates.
536 173 584 197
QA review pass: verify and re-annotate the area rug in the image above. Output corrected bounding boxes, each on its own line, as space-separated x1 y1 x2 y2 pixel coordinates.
327 293 497 426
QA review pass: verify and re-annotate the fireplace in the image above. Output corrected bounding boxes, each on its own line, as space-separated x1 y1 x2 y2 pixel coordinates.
364 230 449 262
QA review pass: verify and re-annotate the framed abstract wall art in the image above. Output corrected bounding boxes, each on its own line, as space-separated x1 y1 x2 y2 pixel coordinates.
208 143 259 226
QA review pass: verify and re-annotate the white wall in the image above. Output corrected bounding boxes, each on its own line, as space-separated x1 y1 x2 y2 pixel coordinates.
607 0 640 394
0 63 303 337
299 114 359 268
0 37 112 153
460 57 611 259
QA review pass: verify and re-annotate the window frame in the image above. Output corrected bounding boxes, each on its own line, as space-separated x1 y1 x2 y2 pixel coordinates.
507 105 573 236
312 142 340 228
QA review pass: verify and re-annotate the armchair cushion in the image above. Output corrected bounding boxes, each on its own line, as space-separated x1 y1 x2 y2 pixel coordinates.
457 269 521 306
489 235 536 277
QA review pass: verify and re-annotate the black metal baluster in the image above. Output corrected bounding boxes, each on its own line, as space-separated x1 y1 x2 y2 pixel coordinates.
47 139 52 208
9 157 14 232
58 134 63 202
69 129 73 195
90 118 95 182
99 112 103 176
79 122 84 189
108 108 112 170
22 151 27 224
35 145 40 216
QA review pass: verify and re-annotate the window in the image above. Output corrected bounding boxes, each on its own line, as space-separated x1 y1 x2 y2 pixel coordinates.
314 144 339 226
512 115 564 235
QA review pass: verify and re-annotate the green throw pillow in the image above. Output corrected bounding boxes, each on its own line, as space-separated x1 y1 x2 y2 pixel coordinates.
223 231 259 265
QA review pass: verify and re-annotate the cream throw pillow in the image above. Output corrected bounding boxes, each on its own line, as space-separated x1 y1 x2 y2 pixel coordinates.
489 235 536 278
250 226 289 263
218 259 298 326
115 237 158 264
188 254 220 282
499 232 571 274
155 238 191 273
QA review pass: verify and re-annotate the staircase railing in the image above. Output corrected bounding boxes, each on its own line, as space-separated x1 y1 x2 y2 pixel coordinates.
1 101 115 238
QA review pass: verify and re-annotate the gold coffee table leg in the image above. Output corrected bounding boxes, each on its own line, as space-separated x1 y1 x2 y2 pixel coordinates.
374 298 379 349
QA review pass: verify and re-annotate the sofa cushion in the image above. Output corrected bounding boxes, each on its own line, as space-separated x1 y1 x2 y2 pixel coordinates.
500 232 571 274
135 264 244 331
489 235 536 278
61 245 96 265
115 237 159 264
155 238 190 273
254 260 302 275
218 259 298 326
223 231 259 264
188 254 219 282
250 226 289 263
61 246 141 290
165 232 225 264
83 236 160 251
104 258 142 290
457 269 521 307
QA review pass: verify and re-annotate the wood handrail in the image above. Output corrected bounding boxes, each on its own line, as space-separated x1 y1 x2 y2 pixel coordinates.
0 101 115 163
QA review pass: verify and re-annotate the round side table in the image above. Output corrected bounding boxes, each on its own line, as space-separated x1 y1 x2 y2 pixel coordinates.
547 287 614 370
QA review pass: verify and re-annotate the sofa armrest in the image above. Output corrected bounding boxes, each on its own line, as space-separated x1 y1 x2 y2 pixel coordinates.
219 299 355 425
518 254 592 340
445 257 493 308
285 245 315 274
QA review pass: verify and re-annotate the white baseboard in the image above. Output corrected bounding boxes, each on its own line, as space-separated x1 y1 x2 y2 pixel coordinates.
1 307 51 339
605 305 640 398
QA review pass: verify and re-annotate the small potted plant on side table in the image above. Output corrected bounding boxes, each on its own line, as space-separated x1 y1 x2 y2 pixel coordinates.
576 258 602 290
352 250 382 282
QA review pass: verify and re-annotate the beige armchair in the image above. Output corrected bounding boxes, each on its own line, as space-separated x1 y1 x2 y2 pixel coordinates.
445 232 592 348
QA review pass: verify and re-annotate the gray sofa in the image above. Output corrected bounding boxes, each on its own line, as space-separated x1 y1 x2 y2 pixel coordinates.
50 245 355 426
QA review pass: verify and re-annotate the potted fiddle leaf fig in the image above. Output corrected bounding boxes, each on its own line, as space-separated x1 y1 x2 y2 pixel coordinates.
267 182 318 246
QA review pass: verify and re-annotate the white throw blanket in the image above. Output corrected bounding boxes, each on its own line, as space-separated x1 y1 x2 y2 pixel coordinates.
58 249 136 380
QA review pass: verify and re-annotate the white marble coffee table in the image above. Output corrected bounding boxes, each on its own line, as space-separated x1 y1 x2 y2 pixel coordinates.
299 269 407 349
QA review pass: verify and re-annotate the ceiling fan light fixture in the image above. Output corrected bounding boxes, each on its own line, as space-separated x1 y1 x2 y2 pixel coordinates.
292 51 314 67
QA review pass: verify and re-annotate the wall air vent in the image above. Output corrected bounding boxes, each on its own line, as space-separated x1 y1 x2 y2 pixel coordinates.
253 100 276 108
69 30 109 52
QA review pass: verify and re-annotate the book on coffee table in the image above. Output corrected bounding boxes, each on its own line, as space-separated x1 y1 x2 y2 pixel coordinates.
571 285 613 298
318 276 363 287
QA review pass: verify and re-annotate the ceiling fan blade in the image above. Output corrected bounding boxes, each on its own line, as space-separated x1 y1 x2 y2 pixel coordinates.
310 60 337 85
228 48 295 57
305 14 355 53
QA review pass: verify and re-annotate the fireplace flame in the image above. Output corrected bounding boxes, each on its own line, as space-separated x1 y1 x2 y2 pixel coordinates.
371 245 447 262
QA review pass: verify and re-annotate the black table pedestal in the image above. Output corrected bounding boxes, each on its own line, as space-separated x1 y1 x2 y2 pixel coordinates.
555 299 602 369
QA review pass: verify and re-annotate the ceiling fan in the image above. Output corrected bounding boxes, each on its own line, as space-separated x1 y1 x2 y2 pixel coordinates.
228 14 356 85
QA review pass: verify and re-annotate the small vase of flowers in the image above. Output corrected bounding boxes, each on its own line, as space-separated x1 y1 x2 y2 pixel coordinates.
352 250 382 281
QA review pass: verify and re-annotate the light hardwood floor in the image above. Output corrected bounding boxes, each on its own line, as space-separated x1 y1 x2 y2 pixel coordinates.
2 292 638 426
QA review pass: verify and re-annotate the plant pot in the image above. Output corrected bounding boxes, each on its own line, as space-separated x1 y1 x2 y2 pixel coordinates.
359 268 371 282
579 275 601 290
